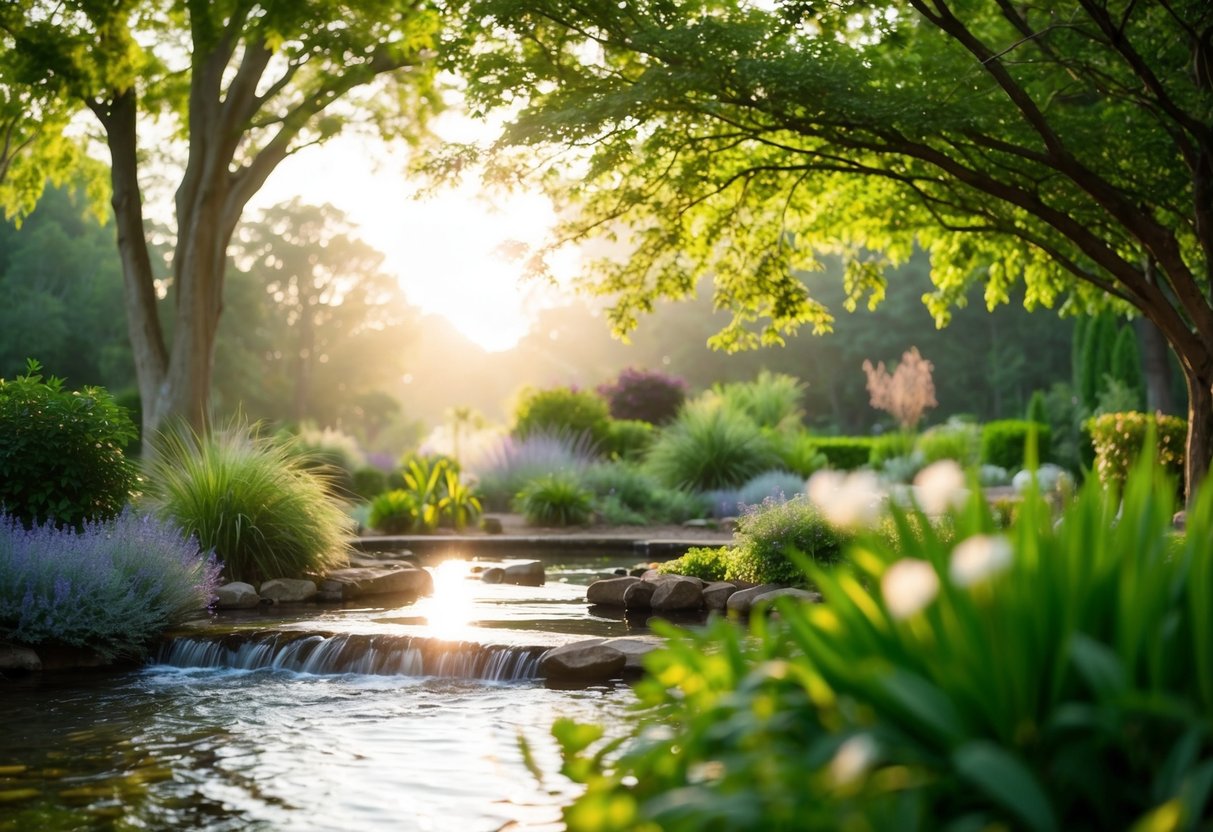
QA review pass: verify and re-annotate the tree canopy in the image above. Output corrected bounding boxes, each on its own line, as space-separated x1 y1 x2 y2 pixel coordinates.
445 0 1213 494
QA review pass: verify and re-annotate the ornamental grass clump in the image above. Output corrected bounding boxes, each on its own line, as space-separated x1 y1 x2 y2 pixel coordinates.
646 400 778 491
143 427 351 585
0 509 220 660
468 429 597 511
515 472 594 527
551 447 1213 831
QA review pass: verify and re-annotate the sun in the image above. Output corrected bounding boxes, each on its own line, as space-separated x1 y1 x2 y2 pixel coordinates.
253 132 577 353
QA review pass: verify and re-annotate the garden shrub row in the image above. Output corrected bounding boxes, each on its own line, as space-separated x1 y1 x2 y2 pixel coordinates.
1087 411 1186 490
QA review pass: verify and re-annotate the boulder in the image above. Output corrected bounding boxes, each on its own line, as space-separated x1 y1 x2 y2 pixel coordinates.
320 565 434 601
651 578 704 612
622 580 657 610
586 576 639 606
750 587 823 610
480 567 505 584
0 644 41 674
539 640 626 682
702 581 739 611
725 583 783 615
259 579 317 604
502 561 545 586
641 570 705 588
600 637 661 673
213 582 261 610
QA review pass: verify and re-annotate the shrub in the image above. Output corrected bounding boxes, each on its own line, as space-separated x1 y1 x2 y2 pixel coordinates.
648 488 710 524
728 494 850 585
352 467 389 501
980 419 1052 469
646 401 778 491
715 370 806 431
737 470 806 509
142 427 352 585
596 495 648 525
773 431 828 478
604 419 655 462
289 424 366 496
810 436 876 470
515 473 594 527
1087 411 1185 490
552 452 1213 831
468 430 596 511
868 431 915 467
0 359 138 528
512 386 611 448
0 509 220 660
368 489 418 534
916 420 981 466
597 367 687 425
581 462 658 512
704 487 744 519
863 346 937 430
656 546 732 582
1025 388 1047 424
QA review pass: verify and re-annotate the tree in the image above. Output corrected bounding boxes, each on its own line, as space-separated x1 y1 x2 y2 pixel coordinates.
447 0 1213 497
0 2 439 450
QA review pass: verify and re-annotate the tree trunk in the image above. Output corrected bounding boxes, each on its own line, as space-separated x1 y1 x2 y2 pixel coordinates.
1182 365 1213 503
1136 317 1177 414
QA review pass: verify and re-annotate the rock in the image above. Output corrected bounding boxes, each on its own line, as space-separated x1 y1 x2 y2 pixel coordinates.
613 568 628 576
702 581 739 611
0 644 41 674
320 565 434 601
750 587 823 610
481 517 504 534
259 579 317 604
539 640 626 682
213 582 260 610
628 568 649 578
642 571 705 589
600 637 661 673
480 567 505 584
502 561 545 586
725 584 783 615
586 576 639 606
651 578 704 612
622 580 657 610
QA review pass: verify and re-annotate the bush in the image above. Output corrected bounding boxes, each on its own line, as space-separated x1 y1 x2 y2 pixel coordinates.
515 473 594 527
352 467 389 501
552 452 1213 831
729 494 850 585
773 431 828 478
715 370 806 431
368 489 418 534
656 546 732 582
980 419 1051 469
604 419 656 461
868 431 915 467
0 509 220 659
468 430 596 511
648 488 710 524
597 367 687 425
143 427 352 585
646 401 778 491
916 420 981 466
290 424 366 496
1087 411 1186 490
738 470 806 509
810 436 876 470
581 462 658 511
0 359 138 528
512 386 611 448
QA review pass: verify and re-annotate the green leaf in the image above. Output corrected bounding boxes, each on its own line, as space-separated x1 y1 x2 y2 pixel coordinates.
953 741 1058 832
1068 633 1126 699
553 718 603 756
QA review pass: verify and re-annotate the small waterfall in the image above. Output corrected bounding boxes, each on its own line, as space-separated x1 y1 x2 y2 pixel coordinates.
155 632 546 682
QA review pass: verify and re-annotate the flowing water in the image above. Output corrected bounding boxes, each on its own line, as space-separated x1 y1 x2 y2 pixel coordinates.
0 555 657 832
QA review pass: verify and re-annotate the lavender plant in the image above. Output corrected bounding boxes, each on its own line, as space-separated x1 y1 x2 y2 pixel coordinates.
0 510 220 659
467 429 597 511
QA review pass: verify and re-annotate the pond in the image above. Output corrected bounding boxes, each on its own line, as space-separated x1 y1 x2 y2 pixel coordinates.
0 555 661 832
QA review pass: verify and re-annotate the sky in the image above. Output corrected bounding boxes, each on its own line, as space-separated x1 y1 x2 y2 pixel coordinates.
252 123 581 353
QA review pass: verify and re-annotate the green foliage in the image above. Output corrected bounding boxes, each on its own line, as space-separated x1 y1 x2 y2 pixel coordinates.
656 546 732 582
512 386 611 449
738 470 807 509
1110 326 1144 408
868 431 915 468
142 426 352 585
289 424 366 496
368 489 419 534
604 418 655 462
1079 313 1118 411
468 430 595 512
811 437 877 471
729 495 849 586
398 456 481 532
714 370 806 431
515 473 594 527
1025 389 1046 425
551 453 1213 830
0 359 137 528
981 420 1052 470
773 431 828 478
1087 411 1186 491
646 401 778 491
352 467 389 501
916 420 981 466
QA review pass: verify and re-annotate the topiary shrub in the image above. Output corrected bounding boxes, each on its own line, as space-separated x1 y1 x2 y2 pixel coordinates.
368 489 419 534
604 419 656 462
512 386 611 449
1087 411 1185 491
656 546 732 582
597 367 687 425
809 437 877 471
143 426 352 585
515 473 594 527
646 402 778 491
0 359 138 529
980 419 1051 470
728 495 850 585
0 509 220 660
352 467 389 501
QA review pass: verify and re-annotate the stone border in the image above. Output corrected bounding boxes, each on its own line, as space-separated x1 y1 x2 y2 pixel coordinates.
354 535 725 563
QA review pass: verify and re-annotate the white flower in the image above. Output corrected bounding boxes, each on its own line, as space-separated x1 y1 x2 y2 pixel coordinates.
881 559 939 620
949 535 1014 587
912 460 968 515
829 734 878 786
807 469 885 528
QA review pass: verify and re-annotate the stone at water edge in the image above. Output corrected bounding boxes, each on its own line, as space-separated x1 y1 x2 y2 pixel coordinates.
502 561 545 587
214 582 261 610
320 565 434 601
702 581 739 611
586 576 639 606
0 644 41 674
725 584 783 614
650 578 704 612
639 570 705 588
539 640 627 682
599 637 661 673
259 579 318 604
481 517 504 534
480 567 505 584
622 580 656 610
750 587 823 610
